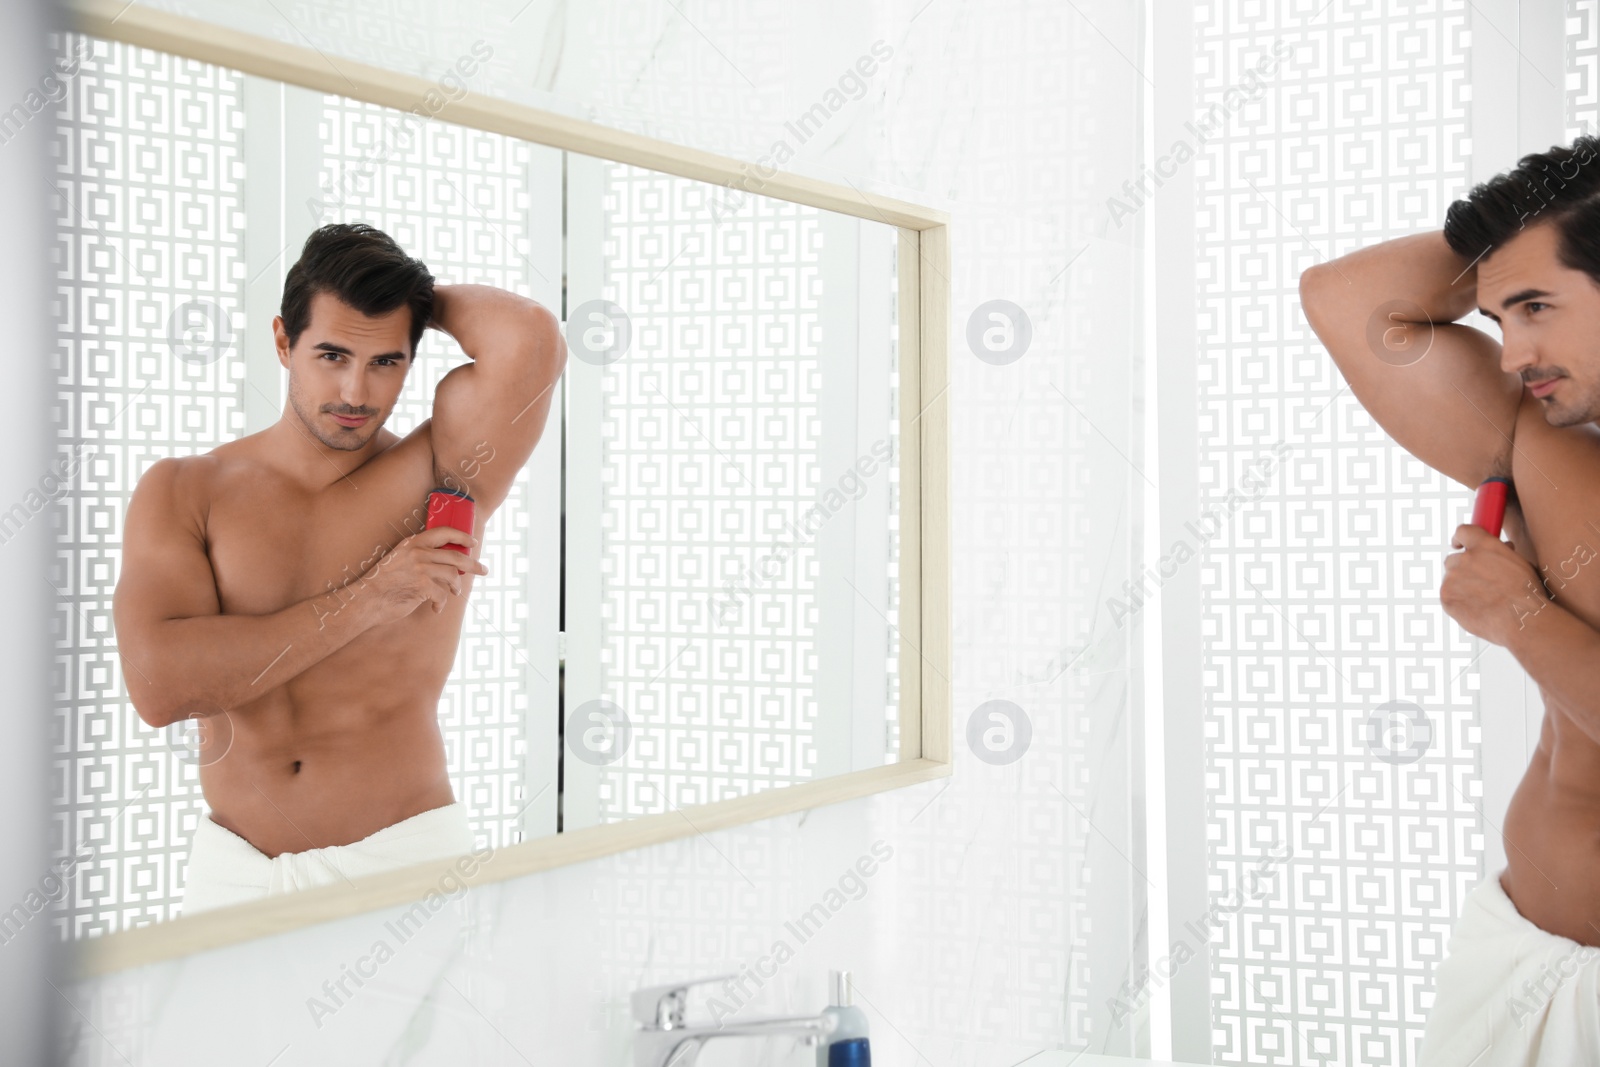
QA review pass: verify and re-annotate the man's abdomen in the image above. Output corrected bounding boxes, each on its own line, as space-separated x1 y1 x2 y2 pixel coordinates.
1501 737 1600 947
197 693 455 859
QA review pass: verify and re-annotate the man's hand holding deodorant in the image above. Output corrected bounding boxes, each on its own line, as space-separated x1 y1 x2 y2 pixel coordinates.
354 490 486 623
1441 476 1549 645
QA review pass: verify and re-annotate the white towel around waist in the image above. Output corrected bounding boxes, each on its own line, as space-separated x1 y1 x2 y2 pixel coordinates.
182 801 476 916
1418 867 1600 1066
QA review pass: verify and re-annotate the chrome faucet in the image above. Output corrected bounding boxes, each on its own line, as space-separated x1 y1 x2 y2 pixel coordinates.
631 972 833 1067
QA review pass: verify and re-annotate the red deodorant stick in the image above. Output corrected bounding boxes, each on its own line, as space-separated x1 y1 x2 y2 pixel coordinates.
425 488 476 575
1471 477 1510 539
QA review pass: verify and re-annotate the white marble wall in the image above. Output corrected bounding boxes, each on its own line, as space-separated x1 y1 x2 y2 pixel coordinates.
55 0 1152 1063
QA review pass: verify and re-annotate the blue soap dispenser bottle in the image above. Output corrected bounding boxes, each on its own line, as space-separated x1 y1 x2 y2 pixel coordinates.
816 969 870 1066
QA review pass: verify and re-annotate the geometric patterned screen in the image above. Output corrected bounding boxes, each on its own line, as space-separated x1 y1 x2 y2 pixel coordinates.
1197 6 1481 1064
599 160 820 815
584 161 900 821
49 32 248 937
1572 0 1599 141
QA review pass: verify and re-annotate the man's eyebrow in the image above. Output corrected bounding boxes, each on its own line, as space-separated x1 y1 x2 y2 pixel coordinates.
311 341 410 361
1477 287 1553 321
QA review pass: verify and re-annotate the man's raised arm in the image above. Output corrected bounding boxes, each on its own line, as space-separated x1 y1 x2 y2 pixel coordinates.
1300 230 1523 489
424 283 565 515
112 458 485 729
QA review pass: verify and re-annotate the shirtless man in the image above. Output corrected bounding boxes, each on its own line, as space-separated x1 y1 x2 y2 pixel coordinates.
1301 138 1600 1055
112 222 566 869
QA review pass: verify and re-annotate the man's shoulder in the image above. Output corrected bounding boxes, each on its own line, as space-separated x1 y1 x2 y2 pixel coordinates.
148 434 262 483
137 449 232 544
144 449 222 491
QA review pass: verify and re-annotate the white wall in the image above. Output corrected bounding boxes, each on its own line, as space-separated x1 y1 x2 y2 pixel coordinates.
55 1 1149 1063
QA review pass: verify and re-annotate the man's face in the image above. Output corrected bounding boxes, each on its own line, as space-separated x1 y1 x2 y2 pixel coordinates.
274 290 413 451
1478 219 1600 427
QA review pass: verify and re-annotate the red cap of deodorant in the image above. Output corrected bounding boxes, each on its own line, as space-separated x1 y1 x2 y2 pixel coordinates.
425 488 475 574
1471 477 1510 539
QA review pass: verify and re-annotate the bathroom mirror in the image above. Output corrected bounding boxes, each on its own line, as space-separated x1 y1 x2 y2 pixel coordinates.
56 1 948 975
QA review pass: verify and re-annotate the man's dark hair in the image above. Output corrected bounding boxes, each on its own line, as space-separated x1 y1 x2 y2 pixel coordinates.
1443 135 1600 287
280 222 434 358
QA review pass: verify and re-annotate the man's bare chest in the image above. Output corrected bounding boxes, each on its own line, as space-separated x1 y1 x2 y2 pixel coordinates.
202 433 441 618
1506 394 1600 631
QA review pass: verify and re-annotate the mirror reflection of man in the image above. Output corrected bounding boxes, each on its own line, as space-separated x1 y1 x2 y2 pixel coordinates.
112 223 566 913
1301 136 1600 1058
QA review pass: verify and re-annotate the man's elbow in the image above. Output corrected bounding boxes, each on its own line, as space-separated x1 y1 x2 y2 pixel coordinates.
132 689 228 733
125 675 177 730
1298 264 1346 341
118 640 178 730
528 304 566 378
127 685 176 731
1299 263 1331 315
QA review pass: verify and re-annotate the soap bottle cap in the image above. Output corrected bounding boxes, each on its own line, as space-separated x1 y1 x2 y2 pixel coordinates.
830 969 853 1007
827 1037 871 1066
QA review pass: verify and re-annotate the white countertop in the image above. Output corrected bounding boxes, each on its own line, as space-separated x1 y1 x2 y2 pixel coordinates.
1019 1055 1213 1067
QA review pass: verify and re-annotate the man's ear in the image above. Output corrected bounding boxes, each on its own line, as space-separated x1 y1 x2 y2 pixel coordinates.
272 315 291 368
